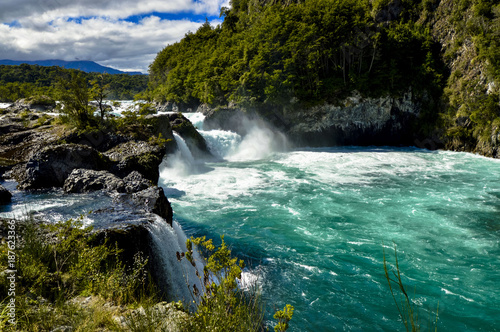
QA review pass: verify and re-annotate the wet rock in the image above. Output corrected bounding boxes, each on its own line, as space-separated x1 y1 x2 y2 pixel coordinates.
15 144 111 190
123 171 152 193
105 140 166 183
168 113 211 158
129 186 173 225
63 169 126 193
0 184 11 204
283 90 420 146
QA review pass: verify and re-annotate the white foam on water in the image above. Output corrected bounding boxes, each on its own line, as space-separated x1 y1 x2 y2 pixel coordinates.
183 112 206 130
226 125 288 162
199 129 242 160
146 217 203 307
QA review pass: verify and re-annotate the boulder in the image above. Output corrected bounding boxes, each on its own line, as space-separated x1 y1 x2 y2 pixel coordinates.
15 144 111 190
7 96 56 113
129 186 173 225
63 169 126 193
105 140 166 183
123 171 152 193
168 113 211 158
0 184 11 204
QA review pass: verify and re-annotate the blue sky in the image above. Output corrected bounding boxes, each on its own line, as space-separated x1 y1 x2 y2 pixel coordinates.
0 0 229 73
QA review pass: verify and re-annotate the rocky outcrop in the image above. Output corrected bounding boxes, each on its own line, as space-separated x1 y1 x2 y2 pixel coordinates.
63 169 153 194
168 113 211 158
126 186 173 225
105 140 166 183
63 169 127 193
123 171 152 193
4 96 56 113
283 90 420 146
201 91 421 147
143 114 177 154
0 184 11 204
0 112 59 164
60 131 130 152
14 144 111 190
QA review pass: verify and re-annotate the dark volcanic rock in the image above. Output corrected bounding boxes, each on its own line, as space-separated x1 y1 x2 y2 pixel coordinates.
130 186 173 225
113 186 173 226
15 144 111 190
0 121 60 163
168 113 211 158
104 140 166 183
0 184 11 204
92 223 156 273
60 131 130 152
63 169 126 193
123 171 152 193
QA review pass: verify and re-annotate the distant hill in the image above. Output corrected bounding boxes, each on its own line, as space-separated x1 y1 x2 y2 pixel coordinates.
0 59 144 75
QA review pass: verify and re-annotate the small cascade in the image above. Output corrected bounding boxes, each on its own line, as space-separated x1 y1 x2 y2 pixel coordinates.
183 112 206 130
173 133 195 165
146 217 203 307
199 129 242 160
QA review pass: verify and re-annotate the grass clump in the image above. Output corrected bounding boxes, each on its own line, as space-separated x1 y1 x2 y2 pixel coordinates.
0 215 294 331
0 215 158 331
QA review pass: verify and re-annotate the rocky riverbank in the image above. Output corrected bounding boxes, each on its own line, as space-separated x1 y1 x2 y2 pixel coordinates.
0 99 211 300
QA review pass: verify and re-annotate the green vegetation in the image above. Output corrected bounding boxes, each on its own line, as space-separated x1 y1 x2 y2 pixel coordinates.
0 216 293 331
0 215 156 331
178 235 266 331
383 244 439 332
436 0 500 154
0 63 148 102
148 0 500 154
148 0 444 110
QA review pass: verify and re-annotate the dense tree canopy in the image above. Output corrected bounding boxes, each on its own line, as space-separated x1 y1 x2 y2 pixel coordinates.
148 0 444 109
0 64 148 102
148 0 500 153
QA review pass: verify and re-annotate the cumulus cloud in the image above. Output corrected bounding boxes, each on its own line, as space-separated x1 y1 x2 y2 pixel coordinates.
0 0 228 72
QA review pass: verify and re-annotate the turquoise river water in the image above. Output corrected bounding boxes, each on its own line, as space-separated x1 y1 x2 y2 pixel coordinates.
158 115 500 331
1 110 499 331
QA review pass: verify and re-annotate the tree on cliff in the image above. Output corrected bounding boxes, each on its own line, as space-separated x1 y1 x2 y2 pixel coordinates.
57 72 96 129
90 73 111 122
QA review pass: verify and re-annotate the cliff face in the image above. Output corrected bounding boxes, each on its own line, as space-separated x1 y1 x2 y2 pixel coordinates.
430 0 500 157
282 90 420 146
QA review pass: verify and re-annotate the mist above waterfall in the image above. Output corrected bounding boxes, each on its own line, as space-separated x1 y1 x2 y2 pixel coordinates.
184 112 288 162
226 119 288 161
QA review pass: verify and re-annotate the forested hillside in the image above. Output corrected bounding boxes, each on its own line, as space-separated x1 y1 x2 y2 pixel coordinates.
148 0 500 155
0 64 148 102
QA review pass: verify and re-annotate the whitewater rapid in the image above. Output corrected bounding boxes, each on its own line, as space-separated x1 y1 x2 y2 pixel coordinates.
160 112 500 331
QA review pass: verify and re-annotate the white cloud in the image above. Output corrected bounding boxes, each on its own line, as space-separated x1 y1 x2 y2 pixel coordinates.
0 0 228 72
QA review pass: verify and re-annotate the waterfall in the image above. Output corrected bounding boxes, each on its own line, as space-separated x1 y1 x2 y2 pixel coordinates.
182 111 288 161
146 217 203 308
173 133 195 165
199 129 242 160
183 112 206 130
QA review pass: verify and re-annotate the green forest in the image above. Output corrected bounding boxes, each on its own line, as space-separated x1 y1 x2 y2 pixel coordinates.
0 64 148 102
148 0 500 153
